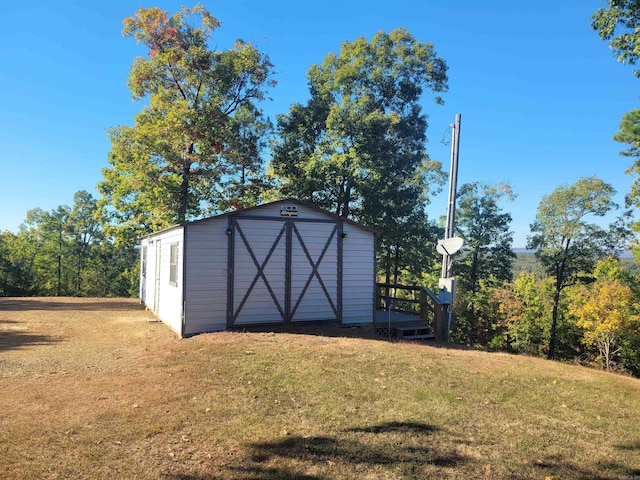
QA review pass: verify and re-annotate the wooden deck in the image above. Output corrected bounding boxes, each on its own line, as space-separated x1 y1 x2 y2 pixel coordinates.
374 282 443 340
374 310 422 324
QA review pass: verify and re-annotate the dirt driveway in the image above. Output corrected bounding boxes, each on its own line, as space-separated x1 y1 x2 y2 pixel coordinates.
0 297 191 479
1 297 173 377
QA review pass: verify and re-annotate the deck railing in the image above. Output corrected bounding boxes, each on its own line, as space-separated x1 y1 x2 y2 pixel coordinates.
375 282 440 327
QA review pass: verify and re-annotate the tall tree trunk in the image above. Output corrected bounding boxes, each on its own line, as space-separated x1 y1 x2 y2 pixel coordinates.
393 244 400 286
341 183 351 218
57 224 62 296
76 252 82 296
549 241 570 359
549 283 561 359
385 249 391 286
603 333 614 371
178 161 191 223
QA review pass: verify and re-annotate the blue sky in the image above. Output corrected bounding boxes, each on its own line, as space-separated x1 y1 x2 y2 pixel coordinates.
0 0 637 247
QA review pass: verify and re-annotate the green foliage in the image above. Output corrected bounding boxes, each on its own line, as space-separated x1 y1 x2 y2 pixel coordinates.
0 192 137 298
618 324 640 377
512 252 546 279
502 273 553 355
612 109 640 258
585 257 640 374
0 230 38 296
270 28 448 282
591 0 640 77
591 3 640 257
593 255 628 282
452 182 516 343
457 255 640 376
528 176 621 358
620 256 640 281
452 278 506 347
99 5 275 246
615 109 640 160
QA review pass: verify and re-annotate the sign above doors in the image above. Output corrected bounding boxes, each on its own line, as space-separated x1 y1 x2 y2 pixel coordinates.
280 205 298 217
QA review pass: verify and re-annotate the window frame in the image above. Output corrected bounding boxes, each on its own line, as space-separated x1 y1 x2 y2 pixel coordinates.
141 246 148 278
169 243 179 287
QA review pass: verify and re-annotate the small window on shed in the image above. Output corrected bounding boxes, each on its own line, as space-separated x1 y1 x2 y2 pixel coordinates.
141 246 147 278
169 243 179 286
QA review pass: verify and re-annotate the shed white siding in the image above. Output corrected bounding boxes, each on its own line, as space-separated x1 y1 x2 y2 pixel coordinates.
140 237 160 314
342 222 375 324
157 228 184 335
140 198 376 336
182 218 228 335
140 240 151 307
140 227 184 335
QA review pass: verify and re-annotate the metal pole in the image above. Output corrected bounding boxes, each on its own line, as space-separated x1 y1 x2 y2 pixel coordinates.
441 114 461 278
439 114 461 343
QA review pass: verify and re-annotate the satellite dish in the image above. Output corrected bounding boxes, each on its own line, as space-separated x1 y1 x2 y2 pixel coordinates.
436 237 464 256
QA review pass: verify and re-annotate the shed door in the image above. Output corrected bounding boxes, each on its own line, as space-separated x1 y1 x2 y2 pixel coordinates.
154 240 161 313
228 217 341 326
290 221 339 322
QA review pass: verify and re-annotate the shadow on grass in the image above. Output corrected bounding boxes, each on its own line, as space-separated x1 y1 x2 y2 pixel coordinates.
616 440 640 450
162 421 462 479
0 298 142 312
164 470 319 480
233 322 379 340
533 454 640 480
234 323 475 351
162 422 640 480
233 421 463 479
346 420 439 435
0 319 59 351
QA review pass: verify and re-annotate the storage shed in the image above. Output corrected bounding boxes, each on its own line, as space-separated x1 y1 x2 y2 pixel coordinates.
139 198 377 337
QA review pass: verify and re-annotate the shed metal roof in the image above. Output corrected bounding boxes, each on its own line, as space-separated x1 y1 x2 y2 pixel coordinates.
140 198 378 240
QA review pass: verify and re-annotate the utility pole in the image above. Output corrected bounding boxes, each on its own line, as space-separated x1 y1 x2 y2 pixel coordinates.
442 113 461 278
438 113 462 342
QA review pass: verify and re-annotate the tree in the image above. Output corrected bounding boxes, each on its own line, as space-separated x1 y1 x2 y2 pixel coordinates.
570 279 639 371
592 1 640 77
0 231 32 296
270 28 448 279
99 5 276 245
590 257 640 374
453 182 516 343
527 176 620 359
19 207 73 296
591 2 640 256
66 191 103 295
0 192 138 298
0 226 42 296
612 110 640 253
492 273 554 354
214 103 273 212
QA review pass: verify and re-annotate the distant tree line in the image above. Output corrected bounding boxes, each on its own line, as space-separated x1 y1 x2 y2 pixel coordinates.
0 191 137 297
2 4 640 376
450 178 639 375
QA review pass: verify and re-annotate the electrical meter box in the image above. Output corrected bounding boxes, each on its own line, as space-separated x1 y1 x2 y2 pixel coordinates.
438 277 456 305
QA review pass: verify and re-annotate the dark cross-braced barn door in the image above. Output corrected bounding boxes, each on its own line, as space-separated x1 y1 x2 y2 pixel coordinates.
289 221 339 322
227 216 341 327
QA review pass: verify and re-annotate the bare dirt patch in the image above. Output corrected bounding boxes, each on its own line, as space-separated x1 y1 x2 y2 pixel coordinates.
0 297 171 378
1 297 640 479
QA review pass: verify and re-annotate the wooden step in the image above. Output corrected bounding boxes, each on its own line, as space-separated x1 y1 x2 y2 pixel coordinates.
401 334 436 340
393 325 435 340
